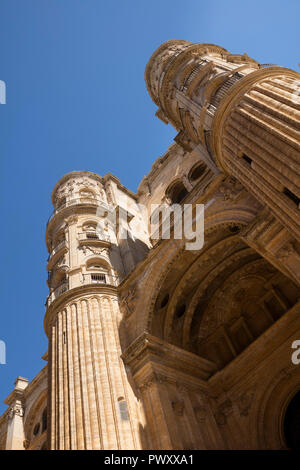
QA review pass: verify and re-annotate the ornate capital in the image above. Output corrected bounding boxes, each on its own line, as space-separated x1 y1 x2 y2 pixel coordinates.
171 400 185 416
214 399 232 426
8 402 24 420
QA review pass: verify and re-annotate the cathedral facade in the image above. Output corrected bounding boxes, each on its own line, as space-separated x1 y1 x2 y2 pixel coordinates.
1 40 300 450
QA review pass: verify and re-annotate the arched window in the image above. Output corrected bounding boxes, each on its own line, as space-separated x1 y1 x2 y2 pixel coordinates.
82 221 97 232
33 423 40 437
166 181 188 204
85 258 110 285
284 391 300 449
86 258 108 271
82 222 99 240
188 162 207 183
42 408 47 433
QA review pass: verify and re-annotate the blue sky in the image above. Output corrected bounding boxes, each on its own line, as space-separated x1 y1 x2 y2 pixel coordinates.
0 0 299 414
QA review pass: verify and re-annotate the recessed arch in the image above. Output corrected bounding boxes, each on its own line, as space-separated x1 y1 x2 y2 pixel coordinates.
24 389 47 445
166 179 189 204
143 217 300 370
86 257 110 270
188 161 207 183
252 366 300 449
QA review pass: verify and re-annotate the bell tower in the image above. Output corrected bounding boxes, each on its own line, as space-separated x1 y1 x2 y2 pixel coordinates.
145 40 300 241
44 171 145 450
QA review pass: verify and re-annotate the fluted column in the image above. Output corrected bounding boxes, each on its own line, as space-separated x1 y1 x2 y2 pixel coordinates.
48 293 140 449
211 70 300 240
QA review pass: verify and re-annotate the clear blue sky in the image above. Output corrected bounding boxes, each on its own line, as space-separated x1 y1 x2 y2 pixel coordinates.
0 0 299 414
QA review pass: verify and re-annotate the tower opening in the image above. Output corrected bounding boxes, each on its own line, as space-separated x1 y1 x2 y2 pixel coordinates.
283 390 300 449
242 154 252 165
283 187 300 207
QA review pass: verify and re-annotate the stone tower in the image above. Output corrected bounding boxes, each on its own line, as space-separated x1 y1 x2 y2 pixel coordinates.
44 171 148 450
145 40 300 241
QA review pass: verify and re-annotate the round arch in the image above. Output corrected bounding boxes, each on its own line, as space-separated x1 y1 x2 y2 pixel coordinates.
252 367 300 449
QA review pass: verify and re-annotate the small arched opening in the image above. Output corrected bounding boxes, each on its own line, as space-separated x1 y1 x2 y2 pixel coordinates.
188 162 207 183
166 180 188 204
283 390 300 449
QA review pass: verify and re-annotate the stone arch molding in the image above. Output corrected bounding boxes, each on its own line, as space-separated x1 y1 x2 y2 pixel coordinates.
130 209 256 337
24 389 47 444
251 367 300 449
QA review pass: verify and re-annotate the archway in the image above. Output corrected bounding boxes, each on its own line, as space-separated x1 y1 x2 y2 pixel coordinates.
284 391 300 450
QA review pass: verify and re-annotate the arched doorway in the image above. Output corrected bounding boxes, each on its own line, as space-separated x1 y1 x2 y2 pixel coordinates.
284 391 300 450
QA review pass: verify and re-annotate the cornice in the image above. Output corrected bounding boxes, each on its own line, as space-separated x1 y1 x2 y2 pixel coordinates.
44 284 118 337
145 39 191 105
51 171 104 205
103 172 138 201
122 332 217 381
137 143 183 194
120 172 225 293
23 365 48 398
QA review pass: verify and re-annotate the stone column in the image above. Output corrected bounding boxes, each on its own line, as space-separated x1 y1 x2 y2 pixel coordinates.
4 377 28 450
122 334 222 450
47 293 141 450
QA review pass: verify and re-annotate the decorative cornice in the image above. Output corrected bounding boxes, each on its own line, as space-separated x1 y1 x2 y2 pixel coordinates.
122 332 217 381
145 40 191 105
44 284 118 337
51 171 104 205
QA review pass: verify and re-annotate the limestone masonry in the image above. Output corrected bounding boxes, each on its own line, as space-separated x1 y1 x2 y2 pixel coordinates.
1 40 300 450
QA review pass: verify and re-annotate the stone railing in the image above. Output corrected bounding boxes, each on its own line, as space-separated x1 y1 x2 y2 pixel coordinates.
77 232 110 243
49 239 67 259
82 272 119 287
47 198 101 226
46 281 69 308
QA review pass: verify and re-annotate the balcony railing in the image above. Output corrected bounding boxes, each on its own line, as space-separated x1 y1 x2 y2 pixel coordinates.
78 232 110 243
49 239 67 259
46 281 69 308
47 198 103 226
48 264 69 284
82 272 119 286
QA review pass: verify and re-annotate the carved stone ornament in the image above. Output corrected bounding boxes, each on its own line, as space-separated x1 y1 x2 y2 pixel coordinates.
23 439 30 450
214 399 232 426
218 177 243 201
237 389 255 417
194 406 207 422
120 287 137 317
277 242 296 260
80 245 109 257
172 400 185 416
139 373 169 392
65 215 78 226
8 403 24 420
